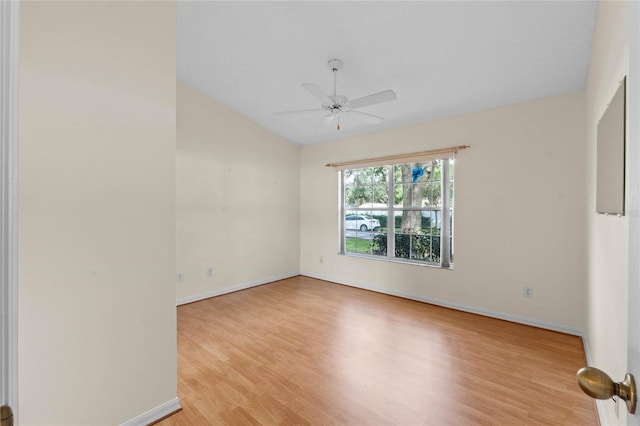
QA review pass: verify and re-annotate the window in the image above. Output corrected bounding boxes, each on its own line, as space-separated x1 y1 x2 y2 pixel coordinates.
340 159 454 267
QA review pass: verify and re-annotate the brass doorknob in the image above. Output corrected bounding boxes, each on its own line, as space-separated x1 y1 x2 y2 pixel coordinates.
0 405 14 426
577 367 637 414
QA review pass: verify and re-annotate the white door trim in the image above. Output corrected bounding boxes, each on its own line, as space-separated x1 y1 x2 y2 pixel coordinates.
628 2 640 424
0 0 19 416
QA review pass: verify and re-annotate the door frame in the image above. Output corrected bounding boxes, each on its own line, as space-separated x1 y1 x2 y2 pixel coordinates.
628 2 640 423
1 0 19 417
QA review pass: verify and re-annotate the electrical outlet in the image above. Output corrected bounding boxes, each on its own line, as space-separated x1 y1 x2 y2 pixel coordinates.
207 267 213 277
523 287 533 298
177 272 184 283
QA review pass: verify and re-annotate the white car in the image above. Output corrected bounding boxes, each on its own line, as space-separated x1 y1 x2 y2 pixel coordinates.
345 215 381 231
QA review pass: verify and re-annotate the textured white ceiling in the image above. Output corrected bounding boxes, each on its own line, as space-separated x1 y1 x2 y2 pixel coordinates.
177 1 597 145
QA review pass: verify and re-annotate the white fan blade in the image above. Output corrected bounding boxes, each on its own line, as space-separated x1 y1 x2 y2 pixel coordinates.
346 110 384 122
274 108 324 116
303 84 332 106
348 90 397 109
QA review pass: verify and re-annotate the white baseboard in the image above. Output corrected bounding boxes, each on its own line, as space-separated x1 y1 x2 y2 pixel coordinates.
121 397 180 426
582 334 593 364
302 272 584 336
176 272 299 306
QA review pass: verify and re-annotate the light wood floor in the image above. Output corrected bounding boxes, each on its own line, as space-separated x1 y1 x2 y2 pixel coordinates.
157 275 597 425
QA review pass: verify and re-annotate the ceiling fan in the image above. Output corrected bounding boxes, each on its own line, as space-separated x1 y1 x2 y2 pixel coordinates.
274 58 397 131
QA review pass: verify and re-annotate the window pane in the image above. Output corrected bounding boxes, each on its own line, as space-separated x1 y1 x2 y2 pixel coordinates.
395 183 427 206
398 210 422 233
372 233 387 256
356 184 388 207
375 184 389 205
394 163 420 183
411 234 429 261
425 182 442 207
345 235 373 254
449 181 454 208
345 212 379 232
424 210 443 231
345 211 379 255
392 233 440 263
345 166 387 186
392 210 444 233
411 234 441 263
341 157 453 267
344 168 366 187
370 211 388 232
344 166 388 208
344 186 373 208
371 166 388 185
394 233 411 259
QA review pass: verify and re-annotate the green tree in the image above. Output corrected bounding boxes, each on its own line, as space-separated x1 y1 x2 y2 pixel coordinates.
400 163 423 233
344 161 446 229
344 166 387 207
399 160 443 233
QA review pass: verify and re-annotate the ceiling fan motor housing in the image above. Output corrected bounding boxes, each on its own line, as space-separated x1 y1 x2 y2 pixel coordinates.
328 58 344 71
327 94 348 109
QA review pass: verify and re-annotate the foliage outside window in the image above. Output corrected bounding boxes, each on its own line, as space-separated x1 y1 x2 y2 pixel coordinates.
340 159 454 267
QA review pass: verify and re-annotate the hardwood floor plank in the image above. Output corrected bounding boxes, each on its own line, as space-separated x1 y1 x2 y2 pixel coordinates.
158 276 598 425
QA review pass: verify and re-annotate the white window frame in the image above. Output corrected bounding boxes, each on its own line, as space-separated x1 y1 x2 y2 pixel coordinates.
1 0 20 417
339 159 453 268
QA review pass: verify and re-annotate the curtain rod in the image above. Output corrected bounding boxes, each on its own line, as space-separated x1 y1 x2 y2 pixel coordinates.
325 145 470 169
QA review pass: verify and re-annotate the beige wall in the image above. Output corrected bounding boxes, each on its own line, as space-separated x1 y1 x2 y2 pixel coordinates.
18 2 177 424
14 1 621 424
176 82 300 303
585 2 629 425
300 91 587 331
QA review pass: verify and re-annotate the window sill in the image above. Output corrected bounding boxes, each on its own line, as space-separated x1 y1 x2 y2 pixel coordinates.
340 252 454 270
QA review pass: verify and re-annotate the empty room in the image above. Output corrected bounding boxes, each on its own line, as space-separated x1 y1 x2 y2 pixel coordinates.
2 1 640 425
